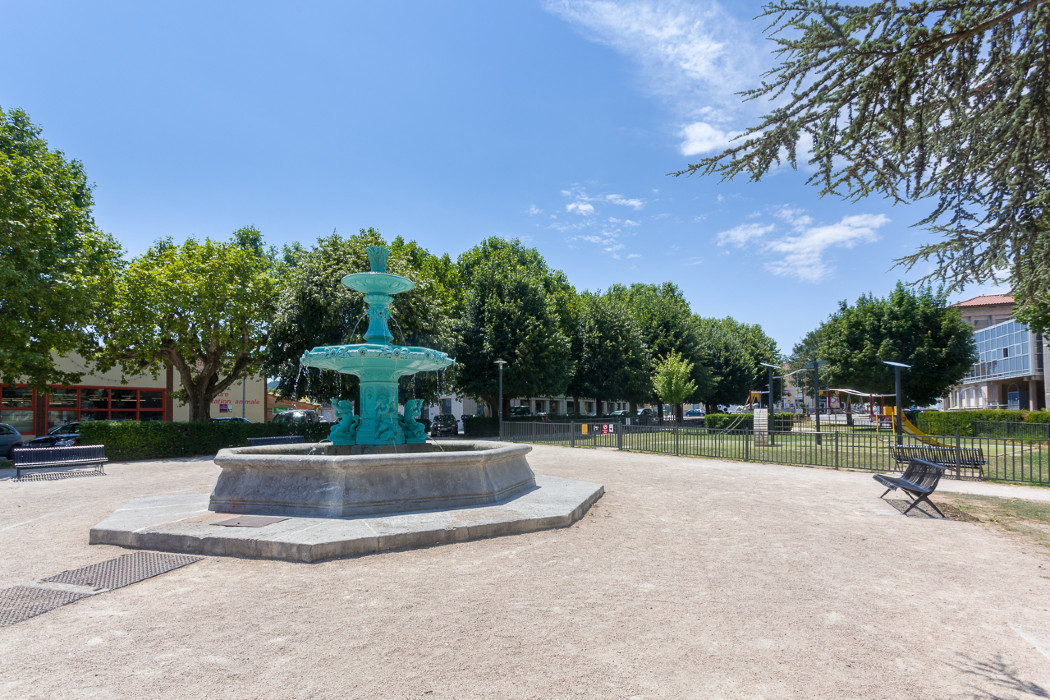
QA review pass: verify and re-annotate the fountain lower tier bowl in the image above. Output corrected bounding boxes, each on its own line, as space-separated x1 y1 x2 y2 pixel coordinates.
299 343 454 376
210 441 536 518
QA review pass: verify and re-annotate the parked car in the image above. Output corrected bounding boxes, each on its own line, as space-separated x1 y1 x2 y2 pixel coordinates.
27 422 80 448
0 423 23 459
430 414 459 437
510 406 532 417
684 409 705 418
637 408 655 417
272 410 320 424
609 410 631 417
212 416 251 423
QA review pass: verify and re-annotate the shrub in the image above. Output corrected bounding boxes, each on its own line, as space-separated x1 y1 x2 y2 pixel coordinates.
914 409 1028 437
702 413 794 431
463 416 498 437
80 420 321 462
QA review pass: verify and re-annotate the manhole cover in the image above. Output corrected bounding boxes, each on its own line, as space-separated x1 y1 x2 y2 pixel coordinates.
41 552 201 590
0 586 90 627
212 515 289 528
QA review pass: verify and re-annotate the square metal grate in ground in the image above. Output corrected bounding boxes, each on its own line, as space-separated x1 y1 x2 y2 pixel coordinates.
41 551 202 591
0 586 91 627
212 515 289 528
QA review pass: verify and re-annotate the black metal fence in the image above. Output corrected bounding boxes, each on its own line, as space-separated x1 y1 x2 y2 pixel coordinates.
501 420 1050 485
973 421 1050 441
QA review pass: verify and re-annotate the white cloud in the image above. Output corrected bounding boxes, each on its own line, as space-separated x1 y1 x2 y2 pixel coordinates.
680 121 740 156
717 222 775 248
527 204 543 216
567 201 595 215
545 1 765 150
604 194 644 209
764 214 890 281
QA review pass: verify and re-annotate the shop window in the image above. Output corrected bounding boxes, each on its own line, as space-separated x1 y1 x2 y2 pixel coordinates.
111 389 138 410
82 389 109 409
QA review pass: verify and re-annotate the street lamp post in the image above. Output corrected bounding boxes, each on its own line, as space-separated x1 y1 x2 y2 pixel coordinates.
883 361 911 445
495 359 507 441
760 362 779 445
808 360 825 445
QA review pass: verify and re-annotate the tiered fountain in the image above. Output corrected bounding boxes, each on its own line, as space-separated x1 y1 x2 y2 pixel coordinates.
91 245 603 562
207 246 539 517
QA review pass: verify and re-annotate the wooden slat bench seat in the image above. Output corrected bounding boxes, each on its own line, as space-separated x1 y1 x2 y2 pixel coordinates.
246 435 306 447
12 445 107 480
889 444 986 478
874 457 949 517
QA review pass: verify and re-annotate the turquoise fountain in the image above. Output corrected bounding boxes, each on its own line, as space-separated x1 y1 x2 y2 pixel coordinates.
299 246 454 447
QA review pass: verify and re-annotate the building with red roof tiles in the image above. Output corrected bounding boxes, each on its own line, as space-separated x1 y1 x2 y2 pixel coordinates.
942 295 1047 411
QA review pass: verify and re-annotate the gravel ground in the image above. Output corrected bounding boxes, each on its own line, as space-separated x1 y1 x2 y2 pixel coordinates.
2 447 1050 698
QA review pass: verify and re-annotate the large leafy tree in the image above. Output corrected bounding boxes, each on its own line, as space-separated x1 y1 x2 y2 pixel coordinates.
452 238 575 415
0 106 123 389
567 292 652 413
816 283 976 406
712 317 782 402
265 229 457 407
95 228 281 420
606 282 711 414
678 1 1050 319
692 317 754 412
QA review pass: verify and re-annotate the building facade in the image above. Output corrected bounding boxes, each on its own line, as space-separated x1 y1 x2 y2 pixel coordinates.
942 295 1048 411
0 354 267 439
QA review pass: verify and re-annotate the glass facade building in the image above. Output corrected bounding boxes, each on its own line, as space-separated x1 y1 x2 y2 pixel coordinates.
963 320 1041 384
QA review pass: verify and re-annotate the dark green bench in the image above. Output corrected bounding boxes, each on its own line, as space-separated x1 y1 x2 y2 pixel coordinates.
874 457 949 517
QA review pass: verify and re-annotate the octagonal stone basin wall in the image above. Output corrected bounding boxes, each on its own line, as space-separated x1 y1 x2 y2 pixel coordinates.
210 441 536 518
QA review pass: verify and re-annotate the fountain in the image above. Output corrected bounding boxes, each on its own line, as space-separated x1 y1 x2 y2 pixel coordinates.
90 245 603 562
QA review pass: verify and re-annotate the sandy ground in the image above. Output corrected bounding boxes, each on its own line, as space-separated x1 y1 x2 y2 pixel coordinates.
3 447 1050 698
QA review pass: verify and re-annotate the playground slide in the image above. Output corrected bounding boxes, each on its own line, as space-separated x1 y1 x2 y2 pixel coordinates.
884 407 950 447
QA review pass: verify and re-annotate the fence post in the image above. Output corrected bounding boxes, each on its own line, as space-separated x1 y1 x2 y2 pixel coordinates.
617 423 623 451
745 429 750 461
570 421 575 448
674 426 679 456
834 432 839 469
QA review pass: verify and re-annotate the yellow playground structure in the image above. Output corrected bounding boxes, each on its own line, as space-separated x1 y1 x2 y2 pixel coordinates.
883 406 949 446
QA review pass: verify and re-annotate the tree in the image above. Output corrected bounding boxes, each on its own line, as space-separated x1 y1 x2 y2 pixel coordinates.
567 292 652 413
786 326 826 404
606 282 711 415
95 228 281 420
452 238 575 415
652 351 698 424
0 106 123 389
265 229 457 407
692 317 753 412
817 283 976 406
677 1 1050 308
710 317 782 403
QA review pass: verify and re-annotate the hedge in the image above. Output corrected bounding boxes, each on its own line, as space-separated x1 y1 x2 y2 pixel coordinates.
463 416 499 437
914 409 1028 437
80 418 441 461
702 413 795 431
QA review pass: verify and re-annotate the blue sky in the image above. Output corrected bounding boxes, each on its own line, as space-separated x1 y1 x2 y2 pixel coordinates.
1 0 1006 355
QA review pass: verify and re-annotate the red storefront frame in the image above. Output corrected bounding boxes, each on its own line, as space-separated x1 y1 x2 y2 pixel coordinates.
0 385 168 438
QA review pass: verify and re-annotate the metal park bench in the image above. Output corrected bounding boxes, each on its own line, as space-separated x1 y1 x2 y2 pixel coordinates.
12 445 108 481
246 435 306 447
889 444 986 479
874 457 950 517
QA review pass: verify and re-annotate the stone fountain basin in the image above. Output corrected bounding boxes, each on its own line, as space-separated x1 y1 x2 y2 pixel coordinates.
209 440 536 518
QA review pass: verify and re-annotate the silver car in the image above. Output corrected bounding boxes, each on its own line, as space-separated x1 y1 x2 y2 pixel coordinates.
0 423 23 460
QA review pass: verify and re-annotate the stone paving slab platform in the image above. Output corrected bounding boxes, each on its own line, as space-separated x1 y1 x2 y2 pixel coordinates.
89 474 603 563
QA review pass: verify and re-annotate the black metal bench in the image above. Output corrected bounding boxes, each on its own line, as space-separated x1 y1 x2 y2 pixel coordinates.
246 435 306 447
874 457 950 517
889 444 986 478
12 445 108 480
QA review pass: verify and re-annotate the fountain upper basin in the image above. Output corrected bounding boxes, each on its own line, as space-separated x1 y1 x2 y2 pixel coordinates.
209 440 536 518
300 343 453 376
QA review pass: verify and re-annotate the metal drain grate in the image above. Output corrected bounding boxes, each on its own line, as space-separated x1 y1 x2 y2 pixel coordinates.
41 552 202 591
0 586 91 627
212 515 289 528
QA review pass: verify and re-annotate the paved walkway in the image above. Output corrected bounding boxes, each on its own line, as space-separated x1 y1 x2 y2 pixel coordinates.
2 448 1050 698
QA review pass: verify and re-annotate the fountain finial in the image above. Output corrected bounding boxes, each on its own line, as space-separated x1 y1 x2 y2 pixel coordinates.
366 246 389 273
